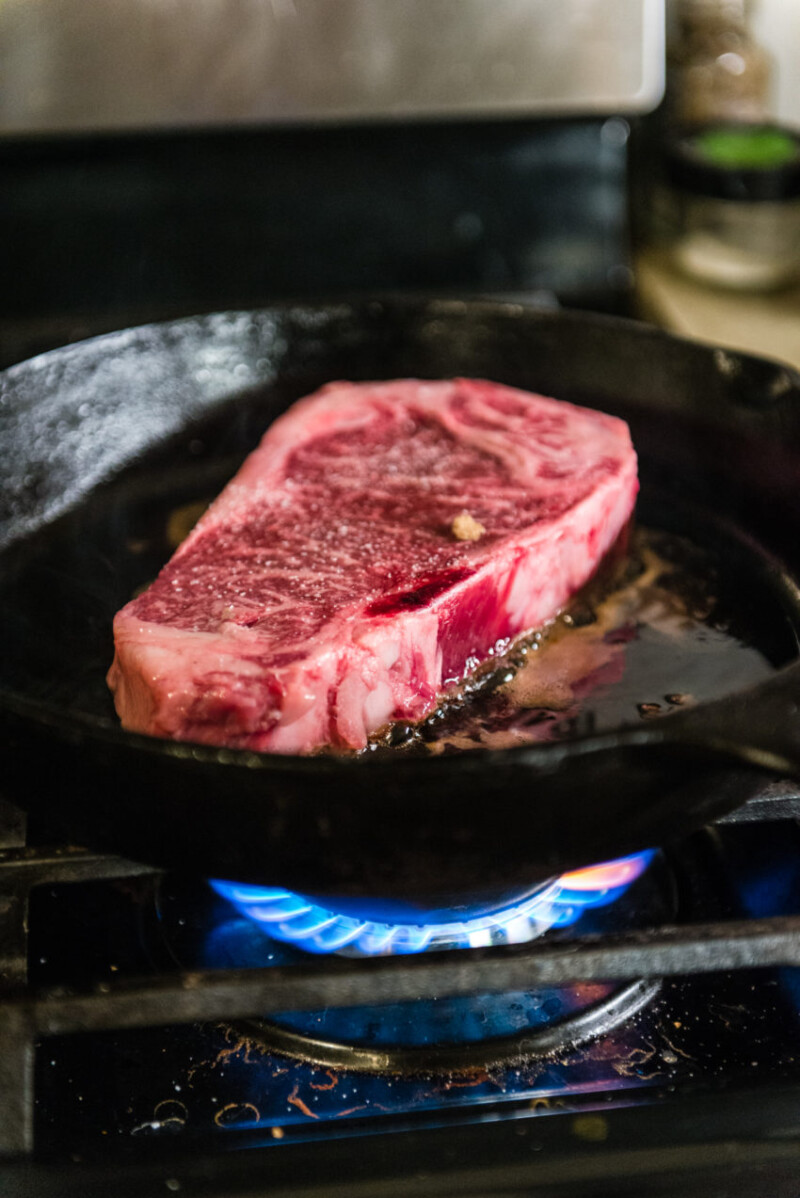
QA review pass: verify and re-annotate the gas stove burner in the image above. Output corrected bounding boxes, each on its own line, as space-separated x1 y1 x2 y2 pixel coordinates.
210 852 655 957
151 849 673 1076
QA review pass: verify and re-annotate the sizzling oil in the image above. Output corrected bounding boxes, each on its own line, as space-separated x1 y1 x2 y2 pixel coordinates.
375 527 778 756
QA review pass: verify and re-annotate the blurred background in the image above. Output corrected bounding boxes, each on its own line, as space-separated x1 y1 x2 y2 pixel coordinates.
751 0 800 127
0 0 797 370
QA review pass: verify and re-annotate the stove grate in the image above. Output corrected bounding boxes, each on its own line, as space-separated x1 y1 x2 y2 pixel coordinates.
2 786 800 1157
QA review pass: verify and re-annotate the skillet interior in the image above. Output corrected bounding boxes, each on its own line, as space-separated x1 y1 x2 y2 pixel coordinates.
1 298 800 901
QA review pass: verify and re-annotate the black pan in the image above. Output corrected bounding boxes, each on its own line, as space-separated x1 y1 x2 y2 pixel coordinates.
2 298 800 909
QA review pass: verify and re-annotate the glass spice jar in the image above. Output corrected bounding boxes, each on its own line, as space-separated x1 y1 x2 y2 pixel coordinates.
664 123 800 291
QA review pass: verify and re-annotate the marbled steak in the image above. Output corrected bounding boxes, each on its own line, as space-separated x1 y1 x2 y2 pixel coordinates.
107 379 638 753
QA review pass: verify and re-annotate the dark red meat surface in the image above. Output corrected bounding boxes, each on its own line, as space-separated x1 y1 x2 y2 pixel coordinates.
107 379 638 753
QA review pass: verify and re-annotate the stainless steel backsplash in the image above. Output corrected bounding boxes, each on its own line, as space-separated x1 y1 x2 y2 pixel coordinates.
0 0 664 135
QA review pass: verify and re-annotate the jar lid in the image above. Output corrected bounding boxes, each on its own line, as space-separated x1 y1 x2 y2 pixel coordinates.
666 124 800 201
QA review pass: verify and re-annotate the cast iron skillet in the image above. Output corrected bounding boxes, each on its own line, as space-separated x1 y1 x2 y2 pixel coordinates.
1 297 800 909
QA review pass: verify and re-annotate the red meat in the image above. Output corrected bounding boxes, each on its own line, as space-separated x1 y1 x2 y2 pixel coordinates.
107 379 638 753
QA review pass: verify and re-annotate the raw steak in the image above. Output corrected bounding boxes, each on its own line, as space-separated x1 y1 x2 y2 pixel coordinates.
108 379 638 753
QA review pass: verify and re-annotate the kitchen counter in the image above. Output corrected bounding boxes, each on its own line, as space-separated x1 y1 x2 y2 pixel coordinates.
637 247 800 373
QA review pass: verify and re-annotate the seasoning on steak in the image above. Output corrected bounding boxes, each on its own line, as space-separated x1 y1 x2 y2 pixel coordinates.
451 510 486 542
107 378 638 754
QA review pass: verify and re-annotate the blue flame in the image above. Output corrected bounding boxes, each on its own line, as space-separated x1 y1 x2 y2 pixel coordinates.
210 850 654 957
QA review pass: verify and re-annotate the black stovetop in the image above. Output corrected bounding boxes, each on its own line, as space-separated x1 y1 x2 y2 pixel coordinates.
3 786 800 1196
0 117 634 372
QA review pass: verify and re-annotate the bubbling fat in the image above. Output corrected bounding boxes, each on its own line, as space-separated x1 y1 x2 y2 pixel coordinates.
375 527 776 757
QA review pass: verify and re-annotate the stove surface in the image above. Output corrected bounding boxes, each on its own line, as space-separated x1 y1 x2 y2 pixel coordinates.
0 788 796 1198
24 818 800 1142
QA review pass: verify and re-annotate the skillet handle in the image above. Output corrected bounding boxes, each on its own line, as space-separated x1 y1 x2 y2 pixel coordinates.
627 659 800 779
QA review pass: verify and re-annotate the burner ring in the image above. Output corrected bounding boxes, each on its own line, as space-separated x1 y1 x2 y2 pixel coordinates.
234 977 661 1076
210 852 657 957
